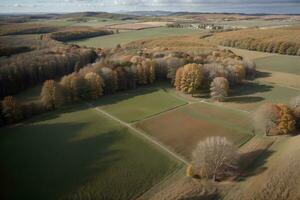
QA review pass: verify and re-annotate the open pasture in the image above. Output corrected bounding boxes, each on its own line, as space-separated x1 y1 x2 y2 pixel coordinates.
107 21 168 30
222 82 299 111
93 86 187 123
70 27 201 48
136 102 253 160
0 105 181 200
254 55 300 75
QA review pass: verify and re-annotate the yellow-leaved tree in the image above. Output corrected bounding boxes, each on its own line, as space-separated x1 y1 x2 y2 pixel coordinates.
85 72 104 99
180 63 203 95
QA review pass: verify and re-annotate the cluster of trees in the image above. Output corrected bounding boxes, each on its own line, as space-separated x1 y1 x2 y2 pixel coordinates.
0 96 45 126
48 29 113 42
0 45 98 98
171 50 255 101
187 137 239 181
253 95 300 136
221 38 300 56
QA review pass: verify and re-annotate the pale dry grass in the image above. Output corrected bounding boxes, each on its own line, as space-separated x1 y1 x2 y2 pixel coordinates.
224 136 300 200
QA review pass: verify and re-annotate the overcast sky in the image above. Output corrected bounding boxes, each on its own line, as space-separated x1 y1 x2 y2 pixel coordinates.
1 0 300 14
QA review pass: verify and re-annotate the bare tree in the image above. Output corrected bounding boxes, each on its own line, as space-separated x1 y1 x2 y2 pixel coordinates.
253 103 279 136
210 77 229 102
192 137 239 181
243 57 256 79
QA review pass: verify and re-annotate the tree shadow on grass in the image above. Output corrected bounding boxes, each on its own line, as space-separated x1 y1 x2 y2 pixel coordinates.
0 122 123 200
231 82 273 97
91 85 161 107
255 71 272 78
235 149 274 182
226 96 265 104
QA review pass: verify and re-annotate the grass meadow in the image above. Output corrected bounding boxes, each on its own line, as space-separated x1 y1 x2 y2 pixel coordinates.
69 27 201 48
254 55 300 75
222 82 300 111
136 102 253 160
0 105 182 200
93 86 187 123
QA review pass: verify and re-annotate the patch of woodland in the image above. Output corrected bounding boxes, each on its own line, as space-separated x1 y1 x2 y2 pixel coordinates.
0 23 60 36
48 28 114 42
0 41 98 98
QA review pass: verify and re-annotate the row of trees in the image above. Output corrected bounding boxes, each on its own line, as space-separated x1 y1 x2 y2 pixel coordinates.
48 29 113 42
0 52 157 126
0 45 98 98
253 95 300 136
221 38 300 56
0 96 45 125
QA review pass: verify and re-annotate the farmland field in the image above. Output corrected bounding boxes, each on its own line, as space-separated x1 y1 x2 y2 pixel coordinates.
254 55 300 75
222 82 300 111
136 102 253 160
93 85 187 123
69 27 201 48
0 105 181 200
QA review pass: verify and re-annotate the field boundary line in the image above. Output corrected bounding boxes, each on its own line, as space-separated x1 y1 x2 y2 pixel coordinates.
199 100 251 114
87 103 189 165
132 103 189 124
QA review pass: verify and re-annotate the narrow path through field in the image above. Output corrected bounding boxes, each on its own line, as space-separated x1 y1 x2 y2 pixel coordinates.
87 103 189 165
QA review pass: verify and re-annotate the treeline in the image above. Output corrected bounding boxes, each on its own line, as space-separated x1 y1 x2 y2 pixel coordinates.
221 38 300 56
0 46 32 57
0 23 59 36
48 29 113 42
0 49 156 126
0 47 254 126
0 45 98 98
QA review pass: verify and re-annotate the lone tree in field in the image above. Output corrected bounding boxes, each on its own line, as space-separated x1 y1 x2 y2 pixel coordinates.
1 96 23 124
289 95 300 129
41 80 64 110
210 77 229 102
253 103 296 136
85 72 104 99
192 137 239 181
180 63 203 95
253 103 279 136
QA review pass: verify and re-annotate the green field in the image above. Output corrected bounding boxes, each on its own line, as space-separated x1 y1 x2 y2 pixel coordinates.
136 102 253 160
223 82 300 111
0 105 181 200
70 27 201 48
255 55 300 75
93 86 187 123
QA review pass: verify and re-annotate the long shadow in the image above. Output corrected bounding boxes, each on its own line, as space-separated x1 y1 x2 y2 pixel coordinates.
0 122 122 200
92 85 161 107
231 82 273 96
256 71 272 78
236 149 274 182
226 96 265 104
